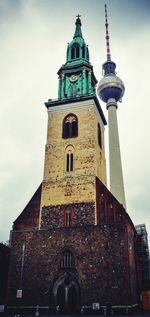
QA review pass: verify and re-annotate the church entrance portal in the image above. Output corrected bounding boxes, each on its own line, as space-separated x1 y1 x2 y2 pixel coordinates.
52 273 80 314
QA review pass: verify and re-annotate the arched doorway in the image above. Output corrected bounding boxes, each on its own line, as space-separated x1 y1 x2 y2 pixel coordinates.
52 272 80 314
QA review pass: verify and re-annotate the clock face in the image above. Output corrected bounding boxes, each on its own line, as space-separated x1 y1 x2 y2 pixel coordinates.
70 74 78 82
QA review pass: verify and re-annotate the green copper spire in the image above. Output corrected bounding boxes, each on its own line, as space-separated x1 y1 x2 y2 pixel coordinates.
73 15 83 38
66 16 89 65
57 16 98 100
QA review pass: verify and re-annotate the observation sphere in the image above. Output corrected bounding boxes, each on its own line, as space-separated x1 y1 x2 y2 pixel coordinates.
97 74 125 103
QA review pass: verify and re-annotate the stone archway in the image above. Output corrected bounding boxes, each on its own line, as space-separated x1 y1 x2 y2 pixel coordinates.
52 272 80 314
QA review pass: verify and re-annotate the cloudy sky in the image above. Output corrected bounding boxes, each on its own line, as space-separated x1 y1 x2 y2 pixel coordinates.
0 0 150 244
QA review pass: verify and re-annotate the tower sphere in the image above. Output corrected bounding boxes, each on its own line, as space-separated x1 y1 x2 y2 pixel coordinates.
97 74 125 103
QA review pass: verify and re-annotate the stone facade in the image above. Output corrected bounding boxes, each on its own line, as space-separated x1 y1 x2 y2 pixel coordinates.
41 202 95 229
7 222 137 308
7 177 138 311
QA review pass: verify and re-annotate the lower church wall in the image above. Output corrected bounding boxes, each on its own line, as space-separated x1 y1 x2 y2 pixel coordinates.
40 202 95 229
7 224 138 308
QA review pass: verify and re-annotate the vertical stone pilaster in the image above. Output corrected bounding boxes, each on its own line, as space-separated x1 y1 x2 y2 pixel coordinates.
88 70 92 94
82 69 86 95
61 73 65 99
58 76 62 99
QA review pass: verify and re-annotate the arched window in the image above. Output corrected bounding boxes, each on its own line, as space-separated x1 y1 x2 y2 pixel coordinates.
60 251 74 269
63 114 78 139
98 123 102 148
71 45 80 60
71 47 75 59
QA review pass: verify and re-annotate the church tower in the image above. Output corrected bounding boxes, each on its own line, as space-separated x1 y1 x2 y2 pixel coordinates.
7 13 139 314
40 15 107 228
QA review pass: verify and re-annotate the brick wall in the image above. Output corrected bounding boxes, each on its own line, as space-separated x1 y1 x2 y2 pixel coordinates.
13 184 41 231
40 202 95 229
7 224 138 307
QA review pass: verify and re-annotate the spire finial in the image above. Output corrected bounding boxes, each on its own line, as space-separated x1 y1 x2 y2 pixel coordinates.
74 14 83 38
105 4 111 61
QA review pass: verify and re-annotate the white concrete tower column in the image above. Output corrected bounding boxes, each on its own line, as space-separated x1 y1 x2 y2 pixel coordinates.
107 98 126 208
97 4 126 209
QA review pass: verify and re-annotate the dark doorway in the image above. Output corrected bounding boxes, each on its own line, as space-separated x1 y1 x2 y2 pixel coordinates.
53 273 80 314
57 285 65 313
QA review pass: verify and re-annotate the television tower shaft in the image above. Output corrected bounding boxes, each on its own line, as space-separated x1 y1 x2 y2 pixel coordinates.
97 4 126 209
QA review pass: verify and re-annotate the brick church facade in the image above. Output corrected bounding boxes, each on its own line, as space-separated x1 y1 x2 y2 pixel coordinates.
6 17 139 313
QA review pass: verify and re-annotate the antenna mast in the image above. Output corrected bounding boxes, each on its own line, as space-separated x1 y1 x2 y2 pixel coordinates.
105 4 111 61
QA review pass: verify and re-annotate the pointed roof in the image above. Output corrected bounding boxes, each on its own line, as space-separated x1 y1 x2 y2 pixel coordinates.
69 15 85 47
73 15 83 38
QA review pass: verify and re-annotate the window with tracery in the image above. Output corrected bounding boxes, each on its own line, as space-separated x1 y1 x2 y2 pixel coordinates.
63 114 78 139
60 251 74 269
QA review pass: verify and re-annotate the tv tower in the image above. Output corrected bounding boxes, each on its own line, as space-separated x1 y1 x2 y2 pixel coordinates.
97 4 126 209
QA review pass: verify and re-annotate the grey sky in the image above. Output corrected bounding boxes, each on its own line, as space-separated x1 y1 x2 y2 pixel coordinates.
0 0 150 244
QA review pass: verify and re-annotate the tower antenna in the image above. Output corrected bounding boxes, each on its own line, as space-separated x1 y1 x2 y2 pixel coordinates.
105 4 111 61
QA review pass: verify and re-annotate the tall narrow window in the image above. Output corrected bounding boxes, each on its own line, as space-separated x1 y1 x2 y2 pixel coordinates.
63 114 78 139
98 123 102 148
66 153 74 172
71 47 75 59
76 46 79 58
60 251 74 269
82 46 85 58
65 210 71 226
70 153 73 171
66 154 70 172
